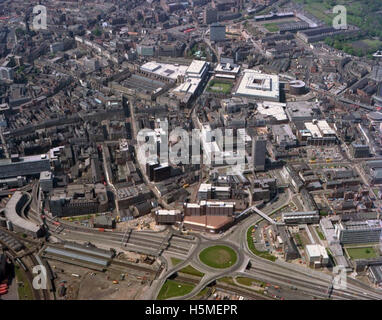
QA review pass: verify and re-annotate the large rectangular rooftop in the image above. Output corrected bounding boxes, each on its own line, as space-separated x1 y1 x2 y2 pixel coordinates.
234 70 279 101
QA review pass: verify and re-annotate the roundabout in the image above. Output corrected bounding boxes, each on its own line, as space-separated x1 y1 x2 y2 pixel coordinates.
199 245 238 269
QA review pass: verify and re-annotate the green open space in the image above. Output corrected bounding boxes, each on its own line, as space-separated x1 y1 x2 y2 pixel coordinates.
316 227 326 240
206 80 233 94
294 0 382 55
157 280 195 300
236 276 266 288
294 0 332 25
170 257 183 266
346 247 378 260
14 266 34 300
199 245 238 269
264 23 279 33
217 277 235 285
326 248 336 266
179 265 205 277
189 43 207 59
325 36 382 57
294 233 303 247
247 226 277 262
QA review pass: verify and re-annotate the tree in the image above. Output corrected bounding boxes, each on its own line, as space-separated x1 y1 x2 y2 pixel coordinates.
92 28 102 37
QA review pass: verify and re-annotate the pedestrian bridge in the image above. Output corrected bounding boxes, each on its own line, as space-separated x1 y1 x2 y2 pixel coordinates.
236 205 280 225
252 206 277 225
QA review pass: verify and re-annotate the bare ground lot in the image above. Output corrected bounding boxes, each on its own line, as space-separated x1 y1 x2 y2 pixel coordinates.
77 270 149 300
49 259 150 300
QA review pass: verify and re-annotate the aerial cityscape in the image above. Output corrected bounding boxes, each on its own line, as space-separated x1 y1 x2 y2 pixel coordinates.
1 0 382 304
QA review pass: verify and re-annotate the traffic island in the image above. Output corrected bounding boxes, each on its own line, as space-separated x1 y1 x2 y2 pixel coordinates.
247 226 277 262
157 279 195 300
199 245 238 269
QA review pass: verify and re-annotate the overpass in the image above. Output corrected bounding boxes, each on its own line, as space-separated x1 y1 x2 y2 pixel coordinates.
253 206 277 225
235 205 278 225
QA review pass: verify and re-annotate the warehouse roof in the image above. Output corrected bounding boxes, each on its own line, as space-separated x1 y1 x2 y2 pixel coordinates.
44 246 109 267
140 61 188 80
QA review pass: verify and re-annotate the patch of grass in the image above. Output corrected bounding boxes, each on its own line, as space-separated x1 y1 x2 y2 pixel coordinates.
179 265 205 277
199 245 238 269
157 280 195 300
236 277 266 288
247 226 277 262
346 247 378 260
219 277 265 295
326 248 335 266
294 233 303 247
14 266 34 300
295 0 382 39
207 80 233 94
319 209 329 216
316 228 326 240
171 257 183 266
217 277 235 285
264 23 279 32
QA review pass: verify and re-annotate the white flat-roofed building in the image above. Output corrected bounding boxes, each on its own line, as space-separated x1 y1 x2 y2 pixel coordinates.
302 120 337 145
316 120 336 136
172 60 209 103
140 61 188 81
215 74 236 80
305 244 329 268
304 120 336 138
197 183 231 200
304 122 322 138
234 70 280 102
215 63 240 78
186 60 209 79
174 77 201 95
257 101 288 122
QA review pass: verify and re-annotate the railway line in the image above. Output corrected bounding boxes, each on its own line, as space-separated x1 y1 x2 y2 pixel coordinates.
214 284 272 301
252 258 382 300
4 243 46 300
245 263 381 300
29 254 50 300
52 225 194 257
245 266 343 300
